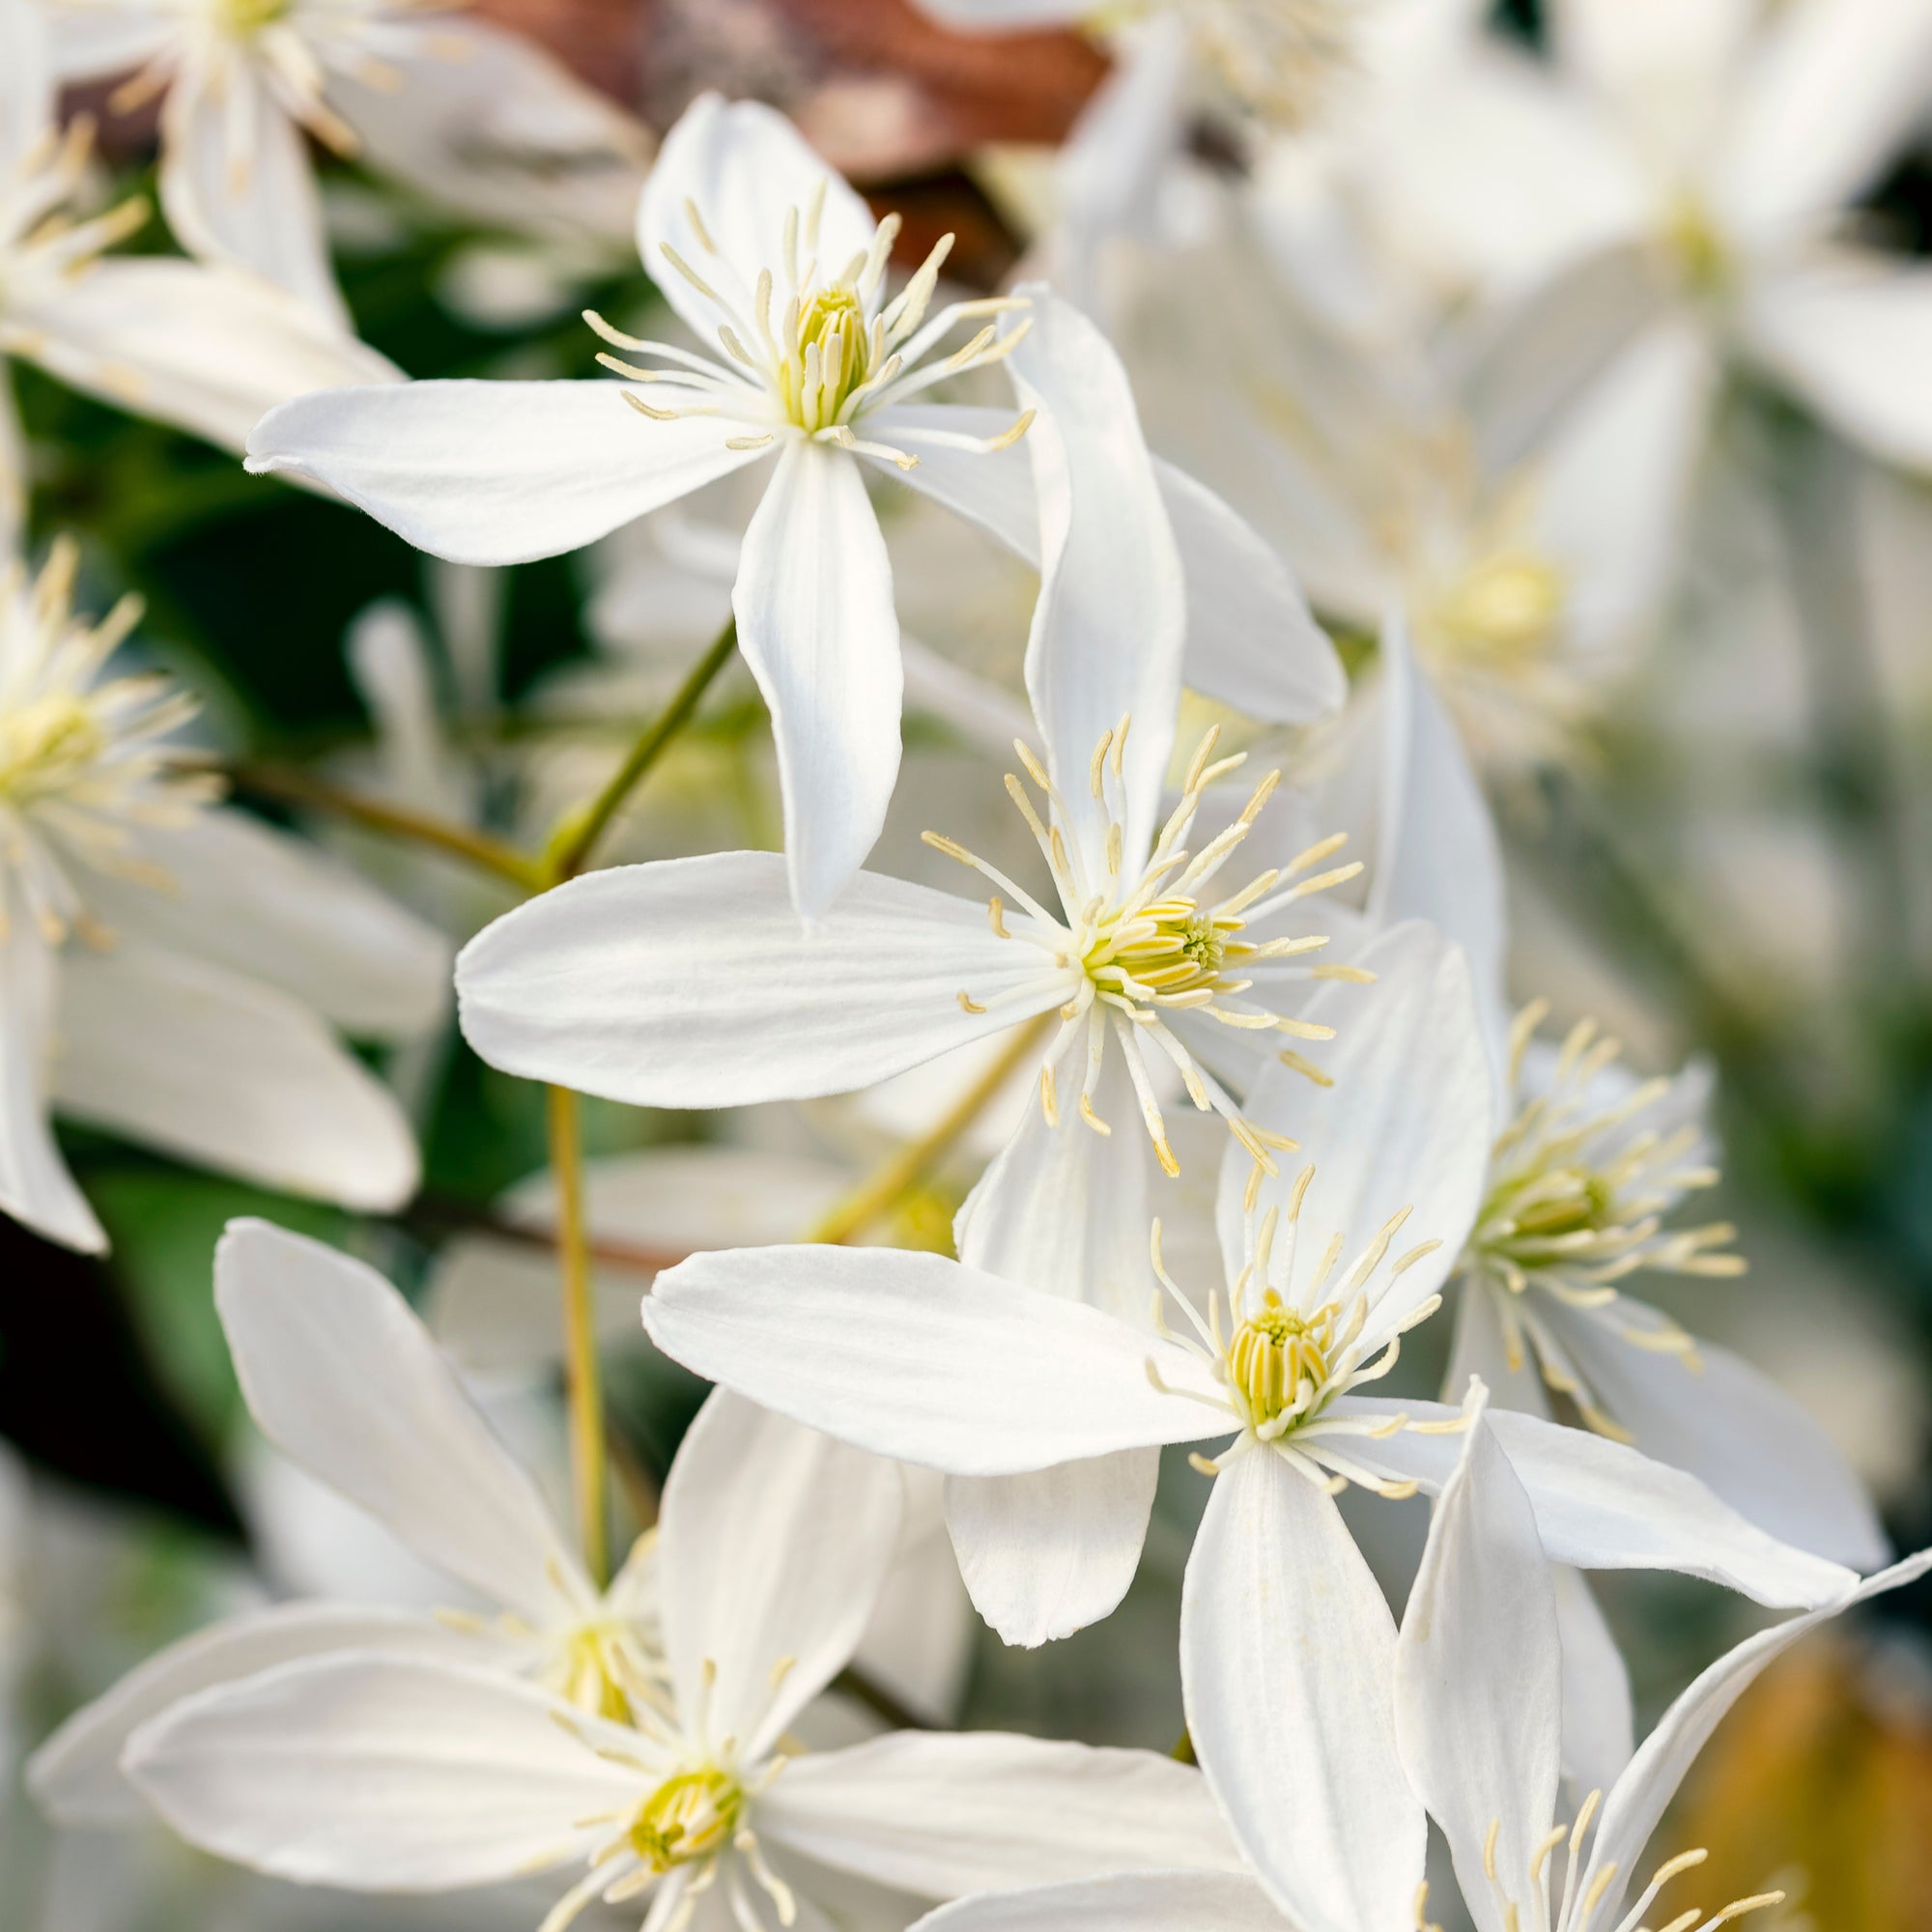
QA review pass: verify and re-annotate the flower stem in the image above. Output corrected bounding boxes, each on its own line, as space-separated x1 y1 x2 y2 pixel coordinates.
546 1083 610 1588
803 1015 1051 1245
545 615 739 882
216 757 546 891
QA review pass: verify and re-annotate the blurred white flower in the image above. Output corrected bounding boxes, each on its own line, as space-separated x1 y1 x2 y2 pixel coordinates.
0 545 443 1252
249 96 1334 913
118 1376 1243 1932
0 0 396 547
43 0 649 326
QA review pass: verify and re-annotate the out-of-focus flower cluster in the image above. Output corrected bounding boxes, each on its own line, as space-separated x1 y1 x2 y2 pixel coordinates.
3 2 1932 1930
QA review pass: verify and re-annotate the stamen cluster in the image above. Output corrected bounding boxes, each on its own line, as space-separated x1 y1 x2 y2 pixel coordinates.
1462 1004 1744 1439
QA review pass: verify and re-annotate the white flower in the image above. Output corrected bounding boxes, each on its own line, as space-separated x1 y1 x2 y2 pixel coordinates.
26 1216 669 1826
114 1320 1243 1932
43 0 649 326
0 548 443 1252
897 1400 1931 1932
1418 0 1932 486
1247 620 1890 1573
247 93 1337 915
0 0 399 548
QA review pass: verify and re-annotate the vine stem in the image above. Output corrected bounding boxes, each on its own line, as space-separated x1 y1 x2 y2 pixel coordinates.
545 615 739 881
803 1015 1051 1245
547 1084 610 1587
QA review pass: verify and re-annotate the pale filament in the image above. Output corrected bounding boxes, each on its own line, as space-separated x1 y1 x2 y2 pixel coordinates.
1463 1000 1744 1441
923 720 1366 1179
584 179 1034 461
1139 1161 1452 1486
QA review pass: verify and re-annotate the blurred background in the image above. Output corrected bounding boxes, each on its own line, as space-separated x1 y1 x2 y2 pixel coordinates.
5 0 1932 1926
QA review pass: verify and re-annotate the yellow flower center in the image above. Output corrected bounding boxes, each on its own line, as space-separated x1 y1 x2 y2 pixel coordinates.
1432 553 1565 662
0 693 109 810
627 1767 744 1874
218 0 290 37
552 1623 637 1723
1662 192 1729 298
1228 1288 1335 1428
1083 899 1232 1003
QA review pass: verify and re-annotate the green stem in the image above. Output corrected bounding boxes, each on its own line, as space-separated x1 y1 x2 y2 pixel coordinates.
547 1085 610 1588
545 616 738 882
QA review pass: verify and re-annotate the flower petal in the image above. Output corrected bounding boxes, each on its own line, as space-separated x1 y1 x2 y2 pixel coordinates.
0 919 102 1253
1552 1565 1635 1797
759 1729 1243 1895
639 92 875 350
1583 1546 1932 1932
1335 1397 1859 1607
734 438 902 918
643 1242 1226 1473
1392 1406 1562 1932
943 1448 1158 1647
1182 1449 1423 1932
92 808 450 1041
659 1387 903 1758
157 64 348 328
214 1218 585 1625
862 404 1041 561
456 852 1053 1106
125 1654 646 1889
1010 286 1184 873
244 381 768 566
51 940 419 1212
1744 252 1932 473
913 1873 1291 1932
0 0 54 174
1226 920 1494 1331
26 1602 508 1829
1152 459 1344 727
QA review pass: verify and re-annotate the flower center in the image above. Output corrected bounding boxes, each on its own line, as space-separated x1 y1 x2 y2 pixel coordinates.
1432 552 1565 662
216 0 290 36
627 1766 744 1874
0 694 110 810
789 283 871 424
1662 191 1729 298
1228 1289 1335 1428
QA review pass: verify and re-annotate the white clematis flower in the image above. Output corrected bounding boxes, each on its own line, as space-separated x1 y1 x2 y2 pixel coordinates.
1247 620 1889 1572
0 548 442 1253
1427 0 1932 485
43 0 650 327
0 0 397 550
115 1337 1243 1932
901 1401 1930 1932
249 92 1337 915
26 1216 671 1827
637 922 1856 1687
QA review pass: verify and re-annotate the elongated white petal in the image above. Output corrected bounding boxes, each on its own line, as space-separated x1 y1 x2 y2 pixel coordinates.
1549 0 1752 121
244 382 768 566
760 1729 1243 1895
644 1243 1227 1473
953 1052 1154 1322
17 257 398 454
215 1219 586 1625
1183 1449 1423 1932
862 405 1041 560
27 1603 507 1828
52 941 418 1212
1552 1565 1635 1797
1583 1546 1932 1931
1010 286 1183 874
1152 459 1344 726
660 1388 902 1758
126 1655 647 1889
42 7 174 84
913 1872 1291 1932
1393 1407 1562 1932
158 64 348 329
1227 921 1493 1331
1714 0 1932 239
943 1448 1158 1647
639 92 875 349
91 809 449 1040
0 918 102 1253
0 0 54 174
457 852 1053 1106
1537 1294 1889 1572
734 438 902 918
1744 253 1932 473
1335 1397 1858 1607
